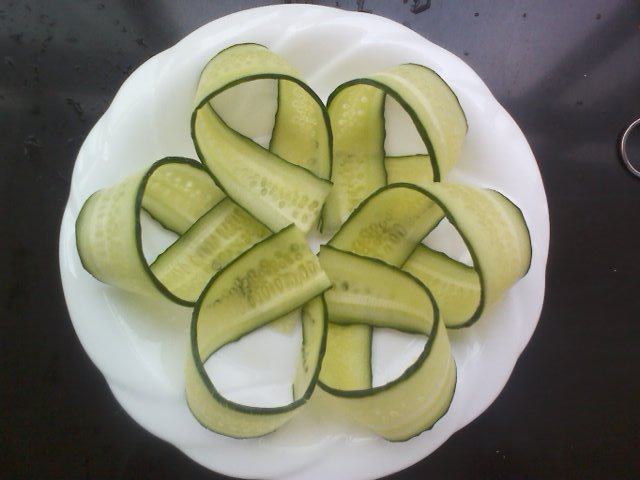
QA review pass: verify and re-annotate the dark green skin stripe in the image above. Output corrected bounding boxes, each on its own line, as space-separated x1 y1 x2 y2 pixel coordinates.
326 65 468 182
190 225 329 418
317 244 444 396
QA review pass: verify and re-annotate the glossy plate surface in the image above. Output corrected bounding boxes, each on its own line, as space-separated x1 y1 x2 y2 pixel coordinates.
59 5 549 479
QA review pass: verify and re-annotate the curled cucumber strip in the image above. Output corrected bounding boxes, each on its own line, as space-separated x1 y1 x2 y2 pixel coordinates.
329 182 531 326
318 245 456 441
191 43 333 233
320 183 531 398
401 183 532 328
186 225 330 438
322 64 467 232
384 154 433 189
75 157 270 305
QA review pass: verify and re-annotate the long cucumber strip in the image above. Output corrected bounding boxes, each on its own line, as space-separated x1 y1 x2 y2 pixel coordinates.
322 64 467 232
328 183 530 327
186 226 330 438
76 158 270 306
270 80 332 179
322 85 386 232
403 245 481 328
369 65 467 179
319 183 530 395
141 161 225 234
150 198 270 303
320 249 430 334
318 323 372 390
330 184 444 266
191 43 332 233
403 183 531 327
323 184 443 389
385 154 433 189
194 104 330 233
317 246 456 441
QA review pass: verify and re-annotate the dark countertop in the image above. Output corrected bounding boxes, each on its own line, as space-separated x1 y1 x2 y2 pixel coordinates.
2 1 639 478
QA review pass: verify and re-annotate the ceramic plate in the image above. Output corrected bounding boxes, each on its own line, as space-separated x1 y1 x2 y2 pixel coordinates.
59 5 549 479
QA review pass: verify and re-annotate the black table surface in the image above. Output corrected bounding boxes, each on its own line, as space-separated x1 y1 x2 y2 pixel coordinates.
2 1 639 478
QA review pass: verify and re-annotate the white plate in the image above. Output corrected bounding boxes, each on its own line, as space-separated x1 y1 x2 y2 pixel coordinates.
59 5 549 480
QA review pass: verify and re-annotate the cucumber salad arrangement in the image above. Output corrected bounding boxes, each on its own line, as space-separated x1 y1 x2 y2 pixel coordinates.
75 44 531 441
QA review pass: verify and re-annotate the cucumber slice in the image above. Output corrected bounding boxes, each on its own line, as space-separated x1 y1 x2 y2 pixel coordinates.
193 104 330 233
405 183 531 327
76 158 270 306
322 85 386 232
322 64 467 232
186 225 331 438
319 183 530 397
323 184 443 389
317 246 456 441
191 43 332 233
151 198 270 303
330 183 443 266
319 323 372 390
403 245 481 328
320 247 430 334
327 183 530 327
141 160 225 234
385 154 433 189
369 65 467 179
270 80 332 179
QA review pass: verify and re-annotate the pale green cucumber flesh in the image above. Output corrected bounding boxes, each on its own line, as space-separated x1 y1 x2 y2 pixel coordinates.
186 225 331 438
322 84 386 232
385 154 433 189
193 104 330 233
191 43 333 234
150 198 270 303
141 159 225 234
270 80 332 180
403 245 481 328
316 245 456 441
330 184 444 266
319 323 372 390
